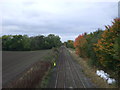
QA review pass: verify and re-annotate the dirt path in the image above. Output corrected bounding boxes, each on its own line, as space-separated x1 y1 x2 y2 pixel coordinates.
48 46 96 88
2 50 51 87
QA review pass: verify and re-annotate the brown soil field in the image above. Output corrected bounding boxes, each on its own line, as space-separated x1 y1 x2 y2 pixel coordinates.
2 50 51 87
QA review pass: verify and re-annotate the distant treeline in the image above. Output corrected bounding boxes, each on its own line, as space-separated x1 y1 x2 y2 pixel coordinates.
2 34 62 51
73 18 120 82
64 40 74 49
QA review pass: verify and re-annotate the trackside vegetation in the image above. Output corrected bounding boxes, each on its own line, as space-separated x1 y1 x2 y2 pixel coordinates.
2 34 62 51
73 18 120 87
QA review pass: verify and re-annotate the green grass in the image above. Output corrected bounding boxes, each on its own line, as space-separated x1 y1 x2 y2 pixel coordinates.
38 67 52 88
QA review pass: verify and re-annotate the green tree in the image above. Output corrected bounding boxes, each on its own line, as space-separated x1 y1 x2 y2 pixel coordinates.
65 40 74 48
2 34 62 51
44 34 61 49
2 35 13 50
30 35 45 50
85 29 103 67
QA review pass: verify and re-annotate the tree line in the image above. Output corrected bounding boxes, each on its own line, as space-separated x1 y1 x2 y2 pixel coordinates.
2 34 62 51
73 18 120 84
64 40 74 49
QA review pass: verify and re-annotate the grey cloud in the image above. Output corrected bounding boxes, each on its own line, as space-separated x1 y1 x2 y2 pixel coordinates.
1 1 118 41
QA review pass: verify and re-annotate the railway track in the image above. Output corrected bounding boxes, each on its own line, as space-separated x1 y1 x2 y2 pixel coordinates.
65 49 86 88
55 46 66 88
67 49 97 88
52 46 96 88
65 51 77 88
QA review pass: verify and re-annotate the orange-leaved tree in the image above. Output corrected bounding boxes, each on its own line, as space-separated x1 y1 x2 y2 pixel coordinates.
94 18 120 71
74 33 87 57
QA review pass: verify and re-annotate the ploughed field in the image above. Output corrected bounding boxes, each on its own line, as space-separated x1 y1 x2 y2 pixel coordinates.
2 50 51 87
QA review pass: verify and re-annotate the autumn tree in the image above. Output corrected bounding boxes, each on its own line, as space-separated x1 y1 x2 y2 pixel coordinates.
94 18 120 71
74 33 87 57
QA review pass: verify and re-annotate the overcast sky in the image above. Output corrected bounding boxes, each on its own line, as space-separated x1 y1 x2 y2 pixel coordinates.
0 0 119 42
